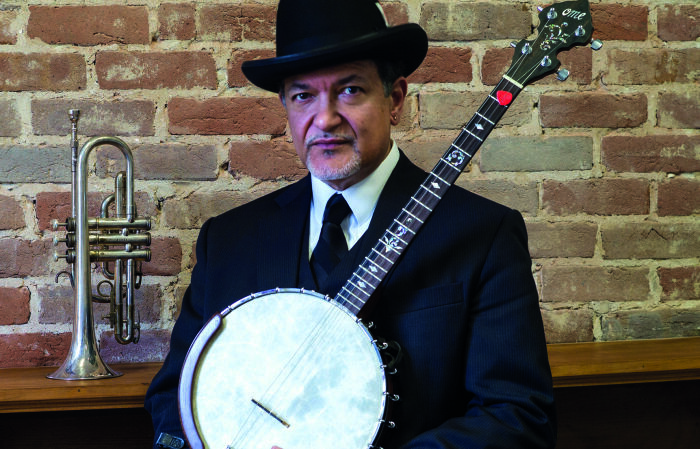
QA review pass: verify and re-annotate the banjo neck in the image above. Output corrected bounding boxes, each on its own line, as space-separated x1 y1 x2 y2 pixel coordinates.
334 76 523 317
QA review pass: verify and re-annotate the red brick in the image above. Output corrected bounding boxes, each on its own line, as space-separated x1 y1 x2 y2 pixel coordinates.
0 287 30 325
0 333 71 368
541 265 650 302
540 93 647 128
659 266 700 301
420 2 531 41
142 237 182 276
658 178 700 216
541 309 594 343
0 53 86 92
228 49 276 88
0 238 53 277
602 135 700 174
168 97 287 135
0 195 24 229
96 51 217 90
27 5 149 45
526 222 597 258
601 222 700 260
0 8 18 44
658 4 700 41
229 138 306 180
381 1 410 26
408 46 472 84
198 4 275 42
482 46 592 86
591 4 648 41
604 48 700 84
32 99 155 136
657 90 700 129
157 3 195 40
543 179 649 216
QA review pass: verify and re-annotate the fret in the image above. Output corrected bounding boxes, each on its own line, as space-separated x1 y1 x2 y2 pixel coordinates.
371 247 394 264
410 196 433 213
439 158 463 172
392 219 416 235
450 143 472 157
420 184 442 200
401 208 424 224
364 256 387 274
379 237 402 256
428 172 449 187
360 264 383 282
346 280 370 298
386 229 409 246
350 273 377 291
475 112 495 125
461 127 483 142
339 289 362 311
488 94 503 105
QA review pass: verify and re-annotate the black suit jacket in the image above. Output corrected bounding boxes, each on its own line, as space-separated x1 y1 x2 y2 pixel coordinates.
145 152 556 448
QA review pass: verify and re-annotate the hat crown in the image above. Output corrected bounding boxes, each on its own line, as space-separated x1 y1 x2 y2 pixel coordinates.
276 0 388 57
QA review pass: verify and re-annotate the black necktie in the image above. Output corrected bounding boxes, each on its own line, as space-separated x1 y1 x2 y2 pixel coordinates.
311 194 351 285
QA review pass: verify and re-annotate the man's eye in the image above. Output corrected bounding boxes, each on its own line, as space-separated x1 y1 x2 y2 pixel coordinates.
291 92 311 102
342 86 361 95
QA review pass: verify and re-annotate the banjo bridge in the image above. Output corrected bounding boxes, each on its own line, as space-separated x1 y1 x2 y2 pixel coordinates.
251 398 291 428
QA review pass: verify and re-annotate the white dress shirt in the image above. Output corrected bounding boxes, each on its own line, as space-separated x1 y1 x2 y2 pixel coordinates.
308 141 400 258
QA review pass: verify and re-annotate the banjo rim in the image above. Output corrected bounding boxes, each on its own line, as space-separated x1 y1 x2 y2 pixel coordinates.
178 287 389 449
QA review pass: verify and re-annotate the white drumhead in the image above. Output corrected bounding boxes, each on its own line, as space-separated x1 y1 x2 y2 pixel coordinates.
190 289 387 449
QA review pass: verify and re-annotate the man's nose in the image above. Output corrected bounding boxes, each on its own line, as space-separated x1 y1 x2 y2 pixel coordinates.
313 97 342 130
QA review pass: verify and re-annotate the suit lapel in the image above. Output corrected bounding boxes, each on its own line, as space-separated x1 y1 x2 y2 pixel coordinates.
255 176 312 290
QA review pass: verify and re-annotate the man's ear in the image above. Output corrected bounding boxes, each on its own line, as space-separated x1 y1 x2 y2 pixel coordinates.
390 77 408 125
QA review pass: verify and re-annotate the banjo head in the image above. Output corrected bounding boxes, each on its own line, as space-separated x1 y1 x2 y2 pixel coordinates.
179 288 388 449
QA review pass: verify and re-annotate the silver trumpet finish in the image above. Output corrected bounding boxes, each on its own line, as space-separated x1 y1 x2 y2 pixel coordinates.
48 110 152 380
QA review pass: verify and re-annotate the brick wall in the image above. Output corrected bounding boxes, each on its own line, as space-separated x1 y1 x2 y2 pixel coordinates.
0 1 698 368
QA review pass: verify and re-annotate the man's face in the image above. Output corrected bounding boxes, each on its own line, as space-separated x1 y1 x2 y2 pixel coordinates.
280 60 407 190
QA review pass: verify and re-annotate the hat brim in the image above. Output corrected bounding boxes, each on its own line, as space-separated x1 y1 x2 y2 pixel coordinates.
241 23 428 92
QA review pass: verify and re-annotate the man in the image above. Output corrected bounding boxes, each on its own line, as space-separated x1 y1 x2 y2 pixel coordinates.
145 1 557 448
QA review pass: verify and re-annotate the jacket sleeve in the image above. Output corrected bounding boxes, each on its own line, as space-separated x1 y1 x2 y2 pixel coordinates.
144 218 213 448
400 209 557 449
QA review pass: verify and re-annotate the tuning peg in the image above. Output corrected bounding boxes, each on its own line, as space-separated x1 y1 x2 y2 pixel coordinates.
510 41 518 48
556 68 570 81
591 39 603 50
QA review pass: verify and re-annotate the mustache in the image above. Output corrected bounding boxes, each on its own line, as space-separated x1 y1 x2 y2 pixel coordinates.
304 133 354 148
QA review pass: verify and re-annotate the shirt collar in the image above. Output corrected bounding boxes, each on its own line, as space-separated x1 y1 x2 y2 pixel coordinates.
310 140 400 229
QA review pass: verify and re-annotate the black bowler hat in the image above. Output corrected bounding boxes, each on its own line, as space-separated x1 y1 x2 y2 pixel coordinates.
241 0 428 92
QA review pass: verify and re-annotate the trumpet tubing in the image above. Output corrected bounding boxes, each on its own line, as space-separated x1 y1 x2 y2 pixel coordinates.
48 109 152 381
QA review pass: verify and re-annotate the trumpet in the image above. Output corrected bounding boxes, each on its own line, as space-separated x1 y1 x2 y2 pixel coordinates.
48 109 152 380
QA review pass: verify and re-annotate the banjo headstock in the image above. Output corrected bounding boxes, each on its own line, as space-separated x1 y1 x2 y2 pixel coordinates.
506 0 600 87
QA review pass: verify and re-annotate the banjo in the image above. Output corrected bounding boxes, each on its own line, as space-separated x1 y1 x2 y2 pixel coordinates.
178 2 596 448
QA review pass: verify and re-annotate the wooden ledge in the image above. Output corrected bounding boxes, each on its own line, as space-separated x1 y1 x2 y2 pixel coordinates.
548 337 700 387
1 338 700 413
0 362 161 413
